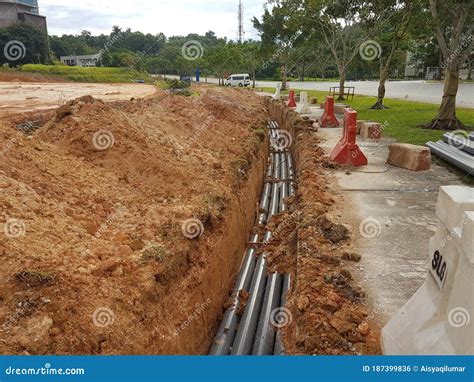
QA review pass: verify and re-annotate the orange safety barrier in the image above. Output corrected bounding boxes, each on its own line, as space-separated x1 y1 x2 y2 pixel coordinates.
320 96 340 128
330 108 368 167
287 90 297 108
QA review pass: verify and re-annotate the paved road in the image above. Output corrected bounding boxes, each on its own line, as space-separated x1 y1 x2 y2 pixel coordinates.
197 77 474 109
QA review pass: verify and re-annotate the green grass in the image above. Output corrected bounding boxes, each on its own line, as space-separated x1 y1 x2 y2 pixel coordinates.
19 64 151 83
262 87 474 146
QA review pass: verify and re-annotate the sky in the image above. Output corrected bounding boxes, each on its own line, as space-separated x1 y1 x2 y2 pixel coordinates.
38 0 268 40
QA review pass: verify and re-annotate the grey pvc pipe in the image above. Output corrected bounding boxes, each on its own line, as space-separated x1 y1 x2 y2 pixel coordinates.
286 152 295 196
209 235 259 355
230 255 267 355
427 141 474 175
274 274 292 356
443 133 474 155
280 153 289 212
259 157 274 226
252 273 283 355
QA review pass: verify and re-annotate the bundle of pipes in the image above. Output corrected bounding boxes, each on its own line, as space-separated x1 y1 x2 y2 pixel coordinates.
209 120 295 356
426 132 474 176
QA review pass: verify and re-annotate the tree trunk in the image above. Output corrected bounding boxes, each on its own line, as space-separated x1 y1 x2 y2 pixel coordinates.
252 68 256 88
467 58 472 80
281 63 288 91
370 67 390 109
421 68 465 130
337 66 345 100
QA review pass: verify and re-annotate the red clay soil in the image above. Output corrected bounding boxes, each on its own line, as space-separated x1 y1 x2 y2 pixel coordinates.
264 102 381 355
0 86 268 355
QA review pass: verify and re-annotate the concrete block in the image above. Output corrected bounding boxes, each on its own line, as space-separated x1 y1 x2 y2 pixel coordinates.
356 120 367 134
387 143 431 172
436 186 474 236
272 84 281 100
360 122 382 140
296 92 311 114
382 187 474 355
334 104 349 114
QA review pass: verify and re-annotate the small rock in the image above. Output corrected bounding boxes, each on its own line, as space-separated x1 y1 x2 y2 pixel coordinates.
358 322 371 336
297 295 310 311
117 245 133 257
340 269 353 281
129 239 144 251
55 105 73 120
84 219 99 235
50 327 61 336
100 259 121 272
342 252 362 262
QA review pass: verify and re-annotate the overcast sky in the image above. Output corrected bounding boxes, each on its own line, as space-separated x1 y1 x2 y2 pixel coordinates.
39 0 267 40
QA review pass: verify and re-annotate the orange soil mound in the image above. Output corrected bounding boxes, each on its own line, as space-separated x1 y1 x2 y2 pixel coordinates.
0 86 267 354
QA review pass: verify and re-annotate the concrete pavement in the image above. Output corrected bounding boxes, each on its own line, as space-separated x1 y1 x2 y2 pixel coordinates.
299 104 467 327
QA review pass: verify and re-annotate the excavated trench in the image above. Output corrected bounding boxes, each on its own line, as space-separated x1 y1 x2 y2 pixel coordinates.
208 120 295 355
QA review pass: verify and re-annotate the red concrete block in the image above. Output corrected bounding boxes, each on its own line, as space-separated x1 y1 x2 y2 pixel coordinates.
287 90 297 108
330 109 368 167
320 96 340 128
387 143 431 172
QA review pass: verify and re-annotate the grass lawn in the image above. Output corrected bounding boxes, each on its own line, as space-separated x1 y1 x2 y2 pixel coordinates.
261 87 474 146
18 64 152 83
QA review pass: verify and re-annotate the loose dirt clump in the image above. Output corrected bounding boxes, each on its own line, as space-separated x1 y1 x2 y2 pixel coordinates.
0 85 267 355
265 102 381 355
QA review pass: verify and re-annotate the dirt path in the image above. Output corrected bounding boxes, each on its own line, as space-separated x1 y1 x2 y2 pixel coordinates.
0 82 156 117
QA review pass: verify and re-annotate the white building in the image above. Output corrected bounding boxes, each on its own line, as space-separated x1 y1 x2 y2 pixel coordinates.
60 54 101 67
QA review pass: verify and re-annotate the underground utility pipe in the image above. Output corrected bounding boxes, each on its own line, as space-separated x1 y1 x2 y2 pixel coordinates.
252 273 283 355
209 235 259 355
274 274 292 355
230 255 268 355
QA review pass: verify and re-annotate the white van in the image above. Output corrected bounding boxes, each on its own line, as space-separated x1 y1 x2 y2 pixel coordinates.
226 74 251 87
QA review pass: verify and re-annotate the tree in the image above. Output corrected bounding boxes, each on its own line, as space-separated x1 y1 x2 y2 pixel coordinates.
360 0 417 109
0 23 49 65
253 3 302 91
422 0 473 130
301 0 367 99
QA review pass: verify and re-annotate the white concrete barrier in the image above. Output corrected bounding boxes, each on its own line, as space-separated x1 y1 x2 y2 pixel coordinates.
296 91 311 114
382 185 474 355
273 84 281 100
